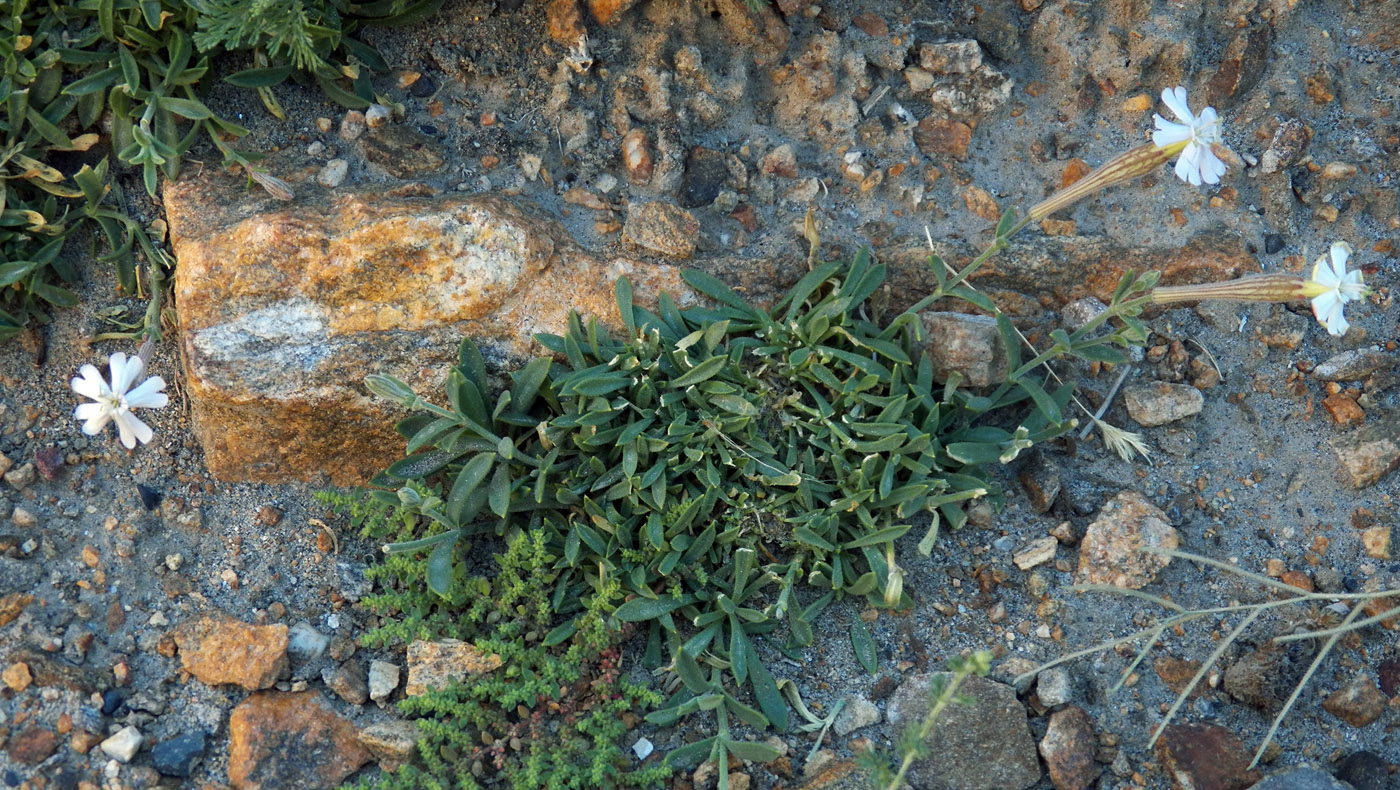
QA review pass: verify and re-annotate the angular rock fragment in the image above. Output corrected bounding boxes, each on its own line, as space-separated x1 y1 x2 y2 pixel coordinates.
228 691 372 790
167 176 689 484
885 674 1040 790
1076 491 1178 590
1123 383 1204 427
918 312 1008 387
173 617 289 691
405 639 503 696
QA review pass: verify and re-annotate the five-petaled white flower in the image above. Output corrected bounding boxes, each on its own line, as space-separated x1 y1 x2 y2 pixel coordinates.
71 351 168 449
1152 86 1227 187
1302 242 1369 336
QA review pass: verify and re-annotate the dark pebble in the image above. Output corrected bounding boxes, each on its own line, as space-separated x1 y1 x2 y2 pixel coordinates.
4 770 20 788
101 688 125 716
499 0 524 10
1335 751 1390 790
678 147 728 209
1378 656 1400 696
136 484 162 511
417 124 440 136
152 732 207 778
408 75 436 98
1264 233 1284 254
34 447 63 480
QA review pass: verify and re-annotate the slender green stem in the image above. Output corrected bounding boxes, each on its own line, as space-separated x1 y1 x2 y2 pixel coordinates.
881 662 980 790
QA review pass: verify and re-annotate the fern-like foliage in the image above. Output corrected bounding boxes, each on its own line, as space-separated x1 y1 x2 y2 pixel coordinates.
190 0 340 72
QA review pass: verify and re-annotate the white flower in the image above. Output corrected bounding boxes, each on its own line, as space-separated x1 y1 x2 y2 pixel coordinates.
1303 242 1368 336
1151 86 1226 187
71 351 168 449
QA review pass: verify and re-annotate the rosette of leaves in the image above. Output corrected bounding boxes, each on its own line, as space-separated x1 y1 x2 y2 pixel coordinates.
365 254 1071 743
0 1 194 336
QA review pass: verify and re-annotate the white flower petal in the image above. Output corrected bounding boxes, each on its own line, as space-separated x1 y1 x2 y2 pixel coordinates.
1195 107 1222 142
125 377 168 409
71 365 108 400
74 402 106 421
1311 255 1340 288
1322 301 1349 336
1329 241 1351 279
81 412 113 436
113 353 146 395
1162 86 1193 122
1175 149 1200 185
1200 149 1226 184
1312 290 1341 323
1152 116 1193 147
113 410 153 449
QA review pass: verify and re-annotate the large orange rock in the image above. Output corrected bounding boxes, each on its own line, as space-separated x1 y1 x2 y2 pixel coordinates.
166 174 689 484
173 617 289 691
228 691 371 789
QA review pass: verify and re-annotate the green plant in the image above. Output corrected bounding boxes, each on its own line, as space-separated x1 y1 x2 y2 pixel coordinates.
333 523 671 790
858 650 993 790
358 239 1151 762
1019 547 1400 768
0 0 444 340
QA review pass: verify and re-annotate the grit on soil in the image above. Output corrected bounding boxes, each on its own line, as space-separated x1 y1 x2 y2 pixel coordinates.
1 0 1398 788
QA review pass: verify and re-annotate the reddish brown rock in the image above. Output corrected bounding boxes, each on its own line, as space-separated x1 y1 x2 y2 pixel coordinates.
405 639 503 696
1154 656 1204 697
1322 393 1366 427
546 0 585 43
166 175 689 484
914 118 972 159
1076 491 1178 590
6 726 58 765
228 691 372 789
1156 724 1259 790
587 0 638 24
1038 707 1097 790
174 617 289 691
621 129 654 184
0 592 34 627
1323 673 1387 727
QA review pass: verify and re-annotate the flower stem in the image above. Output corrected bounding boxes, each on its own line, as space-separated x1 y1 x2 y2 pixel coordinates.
1148 274 1305 305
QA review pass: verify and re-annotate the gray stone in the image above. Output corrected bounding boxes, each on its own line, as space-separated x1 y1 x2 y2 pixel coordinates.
357 719 422 773
1036 666 1074 707
152 732 206 778
368 660 401 703
1060 297 1108 333
885 674 1040 790
287 622 331 662
317 159 348 189
0 556 42 596
1312 350 1395 382
1013 536 1058 571
919 312 1009 387
3 462 35 490
101 725 144 763
1247 766 1356 790
1330 410 1400 489
1123 383 1204 427
833 694 880 736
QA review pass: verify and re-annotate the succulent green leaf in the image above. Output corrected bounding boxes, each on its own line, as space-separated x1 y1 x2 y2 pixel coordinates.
850 619 878 674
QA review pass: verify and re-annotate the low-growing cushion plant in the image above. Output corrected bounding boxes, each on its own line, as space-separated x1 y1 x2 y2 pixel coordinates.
356 252 1089 777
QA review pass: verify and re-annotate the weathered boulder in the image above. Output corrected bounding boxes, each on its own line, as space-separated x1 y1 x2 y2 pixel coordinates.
167 174 689 484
